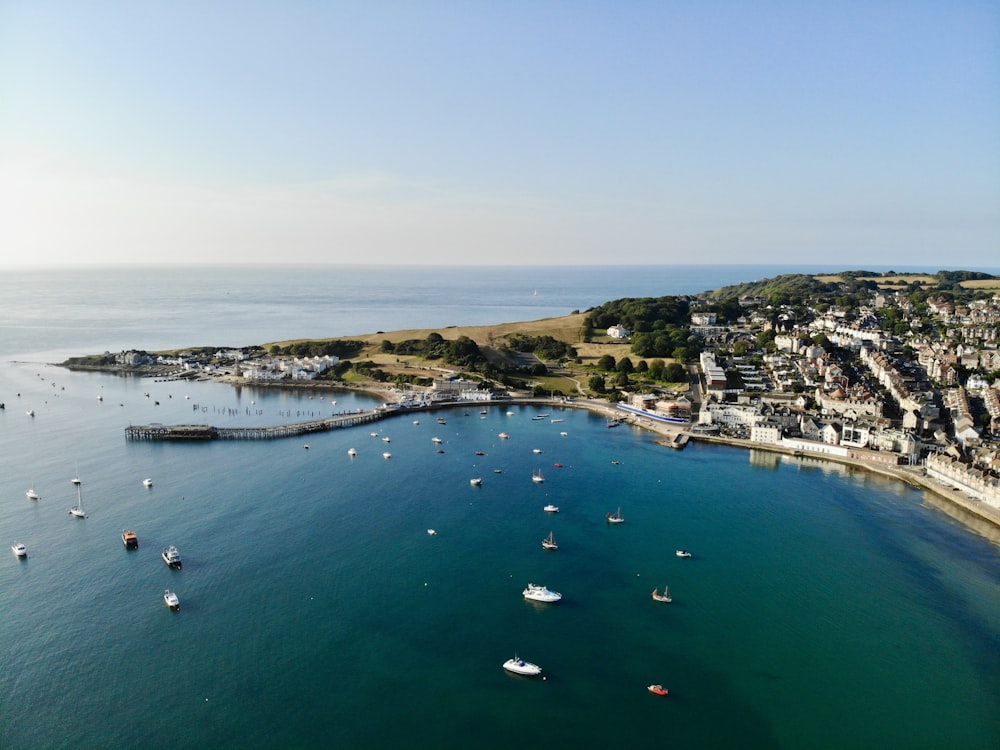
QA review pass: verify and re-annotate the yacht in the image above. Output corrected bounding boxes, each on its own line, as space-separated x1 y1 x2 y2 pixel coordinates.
25 486 39 501
347 448 357 457
522 583 562 603
142 478 153 488
542 532 558 550
652 586 672 603
163 589 180 611
543 504 559 513
503 655 542 676
498 432 509 440
607 507 624 524
432 437 443 444
532 470 545 484
162 545 182 569
122 529 138 550
648 684 669 696
382 452 392 459
470 477 482 487
532 448 543 454
675 550 692 558
12 541 27 558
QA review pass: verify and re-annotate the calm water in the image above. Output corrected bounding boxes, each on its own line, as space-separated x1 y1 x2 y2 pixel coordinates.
1 265 998 749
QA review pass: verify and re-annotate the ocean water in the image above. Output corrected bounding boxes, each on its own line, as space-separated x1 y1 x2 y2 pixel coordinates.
1 265 998 749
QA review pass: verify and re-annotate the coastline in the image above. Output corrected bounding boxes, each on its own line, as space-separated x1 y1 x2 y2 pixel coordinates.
65 361 1000 538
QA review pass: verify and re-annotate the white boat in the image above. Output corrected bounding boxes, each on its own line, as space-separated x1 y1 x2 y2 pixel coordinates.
652 586 672 603
503 655 542 676
382 436 391 443
26 485 39 501
143 478 153 488
532 470 545 484
383 452 392 459
348 448 357 457
675 550 692 558
431 437 443 444
607 507 624 524
498 432 509 440
543 504 559 513
560 431 568 437
26 409 34 417
506 411 515 416
163 589 180 610
69 476 86 518
522 583 562 603
551 419 564 423
162 545 182 569
12 541 27 557
427 529 437 536
532 448 543 454
470 477 482 486
542 532 558 550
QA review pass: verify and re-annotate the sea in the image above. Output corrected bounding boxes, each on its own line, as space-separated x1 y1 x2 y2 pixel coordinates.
1 264 998 750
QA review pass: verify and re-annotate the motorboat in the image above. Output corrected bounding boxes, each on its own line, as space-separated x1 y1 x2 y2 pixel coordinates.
26 486 39 501
607 507 624 524
522 583 561 603
383 452 392 459
676 550 692 558
532 448 543 454
506 411 515 416
162 545 182 569
143 478 153 488
532 470 545 484
164 589 180 611
427 529 437 536
542 532 558 550
432 437 443 444
553 463 563 468
474 450 485 456
498 432 509 440
122 530 139 550
652 586 672 603
12 541 27 557
470 478 482 487
560 431 568 437
647 684 669 696
543 504 559 513
382 436 391 443
348 448 357 457
503 655 542 676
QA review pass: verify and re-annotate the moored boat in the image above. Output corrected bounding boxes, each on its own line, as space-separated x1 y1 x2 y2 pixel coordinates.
162 545 182 569
647 684 669 696
607 507 624 524
543 504 559 513
532 470 545 484
12 541 27 557
676 550 692 558
26 486 39 501
470 477 482 486
522 583 561 602
164 589 180 610
383 452 392 459
503 655 542 676
542 532 558 550
348 448 357 457
142 478 153 487
122 529 138 550
652 586 672 602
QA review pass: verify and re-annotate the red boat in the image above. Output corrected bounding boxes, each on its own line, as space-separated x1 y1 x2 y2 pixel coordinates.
647 684 669 696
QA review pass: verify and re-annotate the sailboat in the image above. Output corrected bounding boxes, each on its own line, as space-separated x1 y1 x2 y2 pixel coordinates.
652 586 672 603
542 532 558 550
607 507 624 524
532 469 545 484
26 482 39 501
69 475 86 518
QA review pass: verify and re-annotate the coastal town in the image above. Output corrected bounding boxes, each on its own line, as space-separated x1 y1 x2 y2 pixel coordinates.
73 271 1000 528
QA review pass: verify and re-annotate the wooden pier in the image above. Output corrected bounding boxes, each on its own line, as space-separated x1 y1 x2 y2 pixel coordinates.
126 410 384 442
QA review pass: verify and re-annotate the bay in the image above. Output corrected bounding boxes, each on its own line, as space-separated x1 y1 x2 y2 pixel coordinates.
1 265 998 749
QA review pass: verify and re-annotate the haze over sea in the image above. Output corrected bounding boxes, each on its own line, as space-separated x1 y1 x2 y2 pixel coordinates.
1 265 998 749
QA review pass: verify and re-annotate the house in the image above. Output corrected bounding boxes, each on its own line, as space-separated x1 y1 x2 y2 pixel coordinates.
606 324 630 341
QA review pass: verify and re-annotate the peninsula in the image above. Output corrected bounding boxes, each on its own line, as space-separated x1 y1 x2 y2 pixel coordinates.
63 269 1000 535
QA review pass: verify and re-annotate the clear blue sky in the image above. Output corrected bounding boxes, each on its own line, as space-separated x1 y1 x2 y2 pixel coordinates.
1 1 997 267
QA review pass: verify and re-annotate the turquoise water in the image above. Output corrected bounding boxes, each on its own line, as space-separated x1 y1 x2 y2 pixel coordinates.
1 265 999 748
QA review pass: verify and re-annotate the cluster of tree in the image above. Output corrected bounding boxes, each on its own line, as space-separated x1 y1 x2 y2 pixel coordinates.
268 340 365 358
594 354 687 383
585 295 691 332
380 333 485 369
503 333 576 361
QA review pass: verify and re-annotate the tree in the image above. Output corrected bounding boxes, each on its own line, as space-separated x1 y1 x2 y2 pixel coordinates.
664 362 687 382
588 374 607 393
597 354 616 371
635 359 649 374
616 357 634 374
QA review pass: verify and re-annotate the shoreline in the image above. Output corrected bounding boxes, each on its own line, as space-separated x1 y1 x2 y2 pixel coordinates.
63 362 1000 538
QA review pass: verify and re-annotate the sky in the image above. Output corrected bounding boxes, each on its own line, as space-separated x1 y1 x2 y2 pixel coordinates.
1 1 998 268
